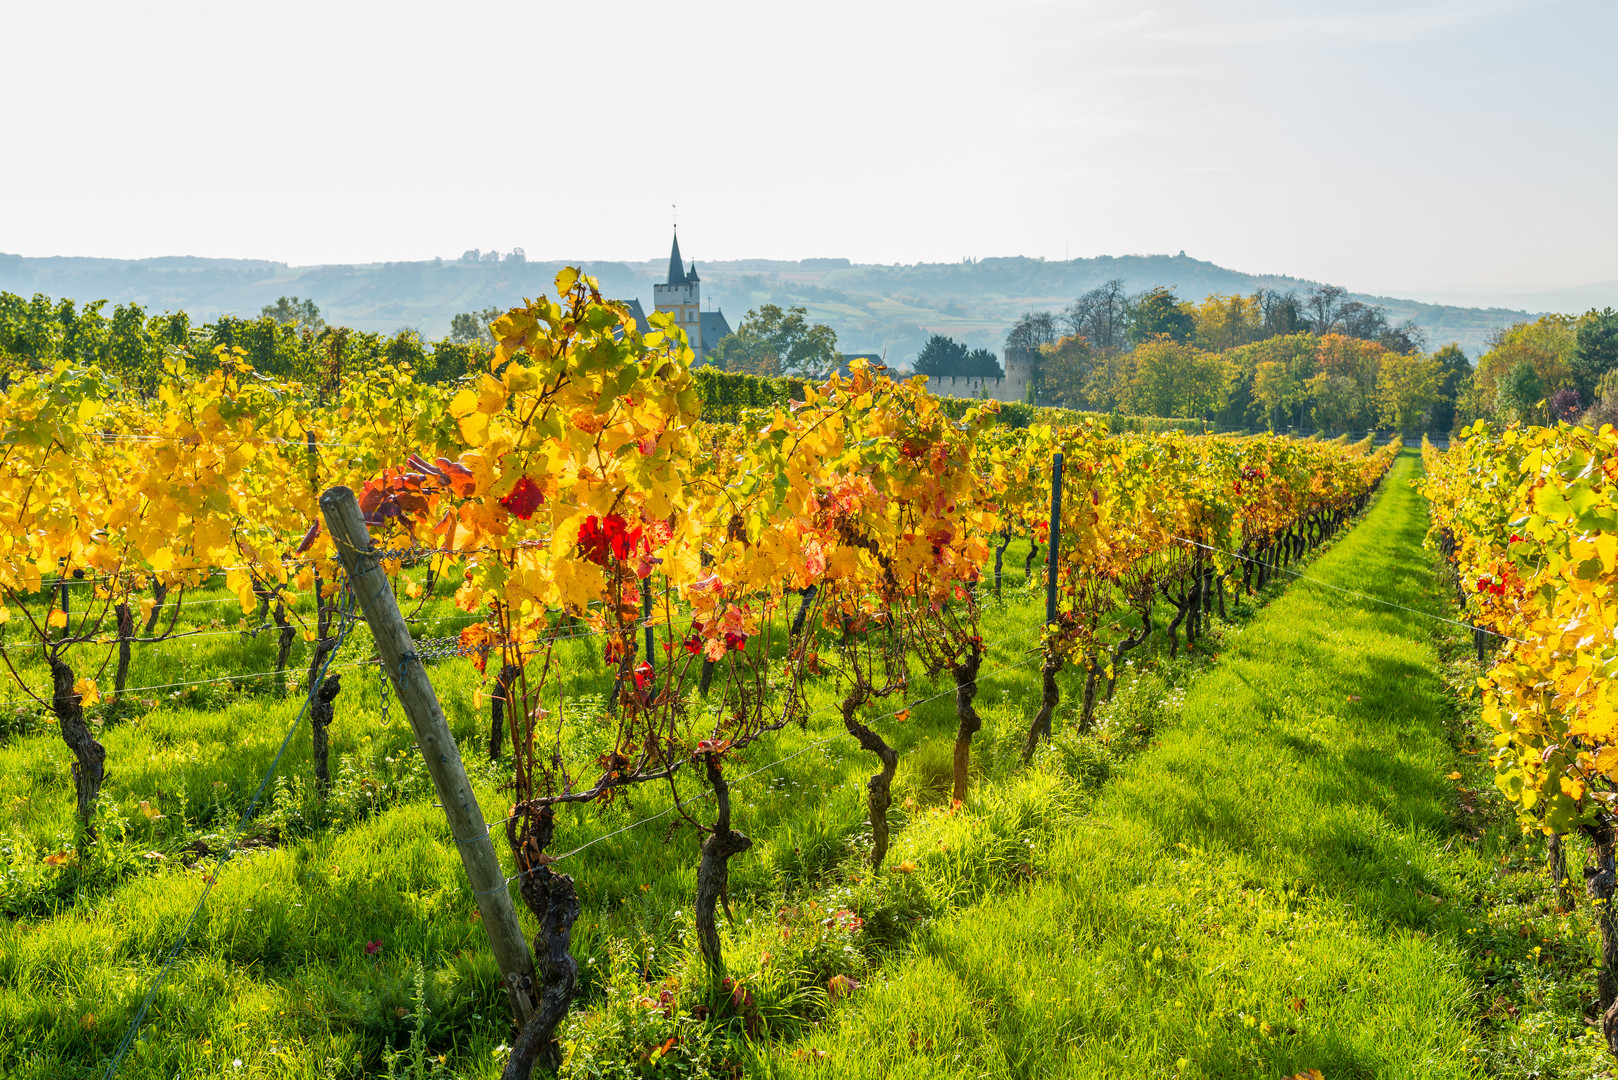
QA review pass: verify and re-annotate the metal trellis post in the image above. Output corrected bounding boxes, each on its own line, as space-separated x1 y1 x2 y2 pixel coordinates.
643 586 654 668
1046 451 1063 625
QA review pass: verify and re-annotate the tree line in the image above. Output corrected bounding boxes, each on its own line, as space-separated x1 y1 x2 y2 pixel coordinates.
0 292 490 391
1461 307 1618 429
992 281 1616 434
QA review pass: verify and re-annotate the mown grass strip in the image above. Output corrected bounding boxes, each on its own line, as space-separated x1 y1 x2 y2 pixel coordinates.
753 452 1489 1079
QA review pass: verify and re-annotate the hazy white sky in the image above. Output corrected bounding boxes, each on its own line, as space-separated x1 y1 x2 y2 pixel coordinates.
2 0 1613 299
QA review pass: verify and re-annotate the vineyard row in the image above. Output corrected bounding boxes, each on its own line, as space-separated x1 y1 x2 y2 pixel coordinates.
3 269 1399 1078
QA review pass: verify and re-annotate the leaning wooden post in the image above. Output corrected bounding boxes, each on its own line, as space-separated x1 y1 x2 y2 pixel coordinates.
320 486 536 1028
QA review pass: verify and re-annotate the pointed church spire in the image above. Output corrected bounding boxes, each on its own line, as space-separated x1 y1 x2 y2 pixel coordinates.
686 261 699 283
667 229 686 285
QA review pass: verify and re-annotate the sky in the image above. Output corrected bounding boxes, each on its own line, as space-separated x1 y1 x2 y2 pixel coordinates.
2 0 1613 307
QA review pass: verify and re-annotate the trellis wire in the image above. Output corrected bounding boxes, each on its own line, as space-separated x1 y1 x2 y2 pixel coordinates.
465 643 1051 896
100 588 360 1080
1160 531 1531 646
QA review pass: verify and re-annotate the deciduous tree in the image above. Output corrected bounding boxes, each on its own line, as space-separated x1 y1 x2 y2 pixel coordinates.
1039 334 1096 408
1061 279 1128 352
713 304 839 378
261 296 325 334
1193 293 1263 352
1375 352 1441 431
1496 360 1546 424
1006 310 1059 352
1573 307 1618 400
1124 338 1228 418
1127 287 1195 346
1429 343 1472 432
1473 315 1577 420
1307 334 1385 432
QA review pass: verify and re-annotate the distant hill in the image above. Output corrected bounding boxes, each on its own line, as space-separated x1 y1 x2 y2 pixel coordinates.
0 251 1552 361
1400 280 1618 315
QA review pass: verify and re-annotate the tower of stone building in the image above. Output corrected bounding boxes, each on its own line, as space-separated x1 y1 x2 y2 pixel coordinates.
652 229 703 363
1002 347 1035 403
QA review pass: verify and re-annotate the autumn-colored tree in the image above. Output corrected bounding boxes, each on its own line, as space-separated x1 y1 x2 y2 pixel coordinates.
1124 338 1229 418
1038 334 1097 408
1375 352 1441 431
1253 361 1303 432
1077 350 1135 413
1227 332 1318 430
1307 334 1385 432
1473 315 1578 420
1193 293 1264 352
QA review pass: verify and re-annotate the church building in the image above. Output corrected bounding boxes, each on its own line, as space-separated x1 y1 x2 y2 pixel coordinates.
653 229 730 365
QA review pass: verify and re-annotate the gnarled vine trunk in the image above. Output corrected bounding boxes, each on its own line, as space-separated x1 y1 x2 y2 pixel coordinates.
1584 821 1618 1058
1078 658 1101 733
993 532 1011 599
1163 584 1189 659
951 647 984 805
310 672 342 793
1021 652 1063 762
1104 616 1151 703
114 602 134 699
307 581 344 792
503 806 581 1080
143 579 168 634
694 754 753 973
273 598 294 689
842 692 898 871
489 662 521 761
1548 832 1575 912
790 585 818 638
51 657 105 834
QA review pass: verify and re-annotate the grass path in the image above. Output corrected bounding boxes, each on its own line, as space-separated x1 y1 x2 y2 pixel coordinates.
16 451 1571 1080
756 452 1491 1079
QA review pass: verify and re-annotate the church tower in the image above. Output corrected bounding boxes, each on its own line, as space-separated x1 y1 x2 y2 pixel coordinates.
653 229 704 363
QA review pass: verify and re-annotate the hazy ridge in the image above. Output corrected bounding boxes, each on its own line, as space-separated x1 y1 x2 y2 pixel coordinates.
0 250 1561 360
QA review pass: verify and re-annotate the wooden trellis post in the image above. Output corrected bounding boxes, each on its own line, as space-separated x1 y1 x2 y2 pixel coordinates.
319 486 537 1028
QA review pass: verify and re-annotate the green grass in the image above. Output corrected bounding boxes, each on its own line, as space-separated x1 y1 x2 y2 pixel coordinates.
1 453 1609 1079
726 452 1608 1079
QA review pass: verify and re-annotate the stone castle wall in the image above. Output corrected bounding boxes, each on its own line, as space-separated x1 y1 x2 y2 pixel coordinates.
923 346 1034 404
